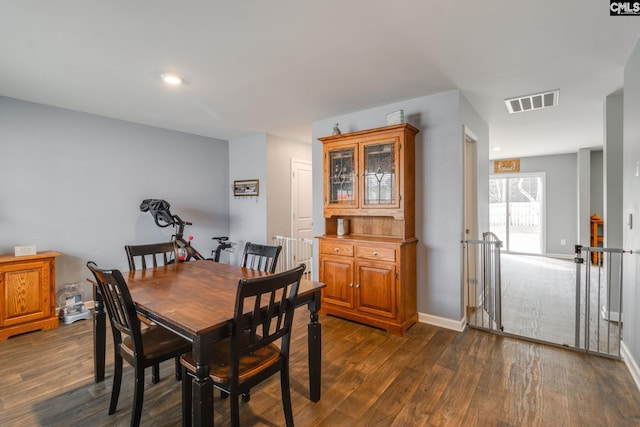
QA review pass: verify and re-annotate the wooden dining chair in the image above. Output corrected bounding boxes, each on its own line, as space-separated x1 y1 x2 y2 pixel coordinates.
180 264 306 427
87 261 191 427
125 241 179 270
240 241 282 273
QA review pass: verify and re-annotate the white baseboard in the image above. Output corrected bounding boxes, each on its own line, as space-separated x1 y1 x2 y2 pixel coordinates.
600 305 622 322
621 341 640 392
418 312 466 332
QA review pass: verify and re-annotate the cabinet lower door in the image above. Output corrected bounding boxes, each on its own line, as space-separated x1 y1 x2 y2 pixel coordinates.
319 256 355 309
356 261 396 318
0 261 51 327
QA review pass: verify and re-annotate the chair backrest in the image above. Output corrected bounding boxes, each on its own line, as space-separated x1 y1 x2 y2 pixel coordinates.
87 261 143 355
240 242 282 273
125 241 178 270
230 264 306 377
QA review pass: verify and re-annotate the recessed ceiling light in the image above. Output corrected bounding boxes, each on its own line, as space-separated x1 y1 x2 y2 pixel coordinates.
493 146 502 151
161 73 183 86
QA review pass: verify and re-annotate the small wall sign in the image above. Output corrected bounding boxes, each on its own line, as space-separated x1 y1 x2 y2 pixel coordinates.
494 159 520 173
233 179 259 196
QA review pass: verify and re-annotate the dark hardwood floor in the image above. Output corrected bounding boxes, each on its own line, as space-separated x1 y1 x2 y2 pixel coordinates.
1 309 640 426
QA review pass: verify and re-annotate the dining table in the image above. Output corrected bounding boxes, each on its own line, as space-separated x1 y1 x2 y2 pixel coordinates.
92 259 325 426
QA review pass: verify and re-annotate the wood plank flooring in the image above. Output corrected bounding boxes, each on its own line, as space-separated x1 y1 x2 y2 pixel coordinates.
1 310 640 426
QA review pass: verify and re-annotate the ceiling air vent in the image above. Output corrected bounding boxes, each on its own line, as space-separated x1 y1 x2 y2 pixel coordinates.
505 89 559 114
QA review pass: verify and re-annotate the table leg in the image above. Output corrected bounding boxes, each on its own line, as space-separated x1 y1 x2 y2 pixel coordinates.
308 295 322 402
93 286 106 383
192 337 214 426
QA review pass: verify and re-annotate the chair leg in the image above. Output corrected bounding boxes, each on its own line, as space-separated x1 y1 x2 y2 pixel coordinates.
131 365 145 427
241 391 251 402
175 357 182 381
181 367 192 427
152 363 160 384
280 367 294 427
230 393 241 427
109 353 123 415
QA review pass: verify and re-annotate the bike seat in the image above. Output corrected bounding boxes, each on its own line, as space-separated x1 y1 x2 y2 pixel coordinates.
212 236 229 241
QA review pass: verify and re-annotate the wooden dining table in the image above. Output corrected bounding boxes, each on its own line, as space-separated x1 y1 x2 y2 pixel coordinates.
92 259 324 426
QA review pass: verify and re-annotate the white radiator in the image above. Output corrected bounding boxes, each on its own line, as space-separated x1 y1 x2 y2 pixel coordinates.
273 235 313 279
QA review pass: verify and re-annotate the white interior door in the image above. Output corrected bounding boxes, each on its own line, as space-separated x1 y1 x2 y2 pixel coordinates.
291 159 313 239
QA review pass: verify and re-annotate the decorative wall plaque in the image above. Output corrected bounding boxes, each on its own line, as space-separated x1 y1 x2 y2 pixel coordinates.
494 159 520 173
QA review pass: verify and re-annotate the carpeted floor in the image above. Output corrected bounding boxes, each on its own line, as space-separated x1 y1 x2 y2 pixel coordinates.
499 253 621 355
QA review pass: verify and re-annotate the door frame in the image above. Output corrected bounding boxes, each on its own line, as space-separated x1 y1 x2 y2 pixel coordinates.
462 126 479 314
291 158 313 239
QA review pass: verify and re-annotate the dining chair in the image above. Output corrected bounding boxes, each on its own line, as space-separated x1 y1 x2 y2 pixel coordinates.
180 263 306 427
87 261 191 427
125 241 181 382
240 241 282 273
125 241 179 270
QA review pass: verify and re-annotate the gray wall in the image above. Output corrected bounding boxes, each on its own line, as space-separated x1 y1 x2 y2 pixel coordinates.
622 38 640 374
491 153 577 256
266 135 312 241
312 90 489 323
0 96 230 298
590 150 603 218
489 151 607 256
228 133 268 264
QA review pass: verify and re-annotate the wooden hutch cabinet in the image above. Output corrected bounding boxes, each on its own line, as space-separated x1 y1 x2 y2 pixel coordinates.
0 251 61 341
318 124 418 335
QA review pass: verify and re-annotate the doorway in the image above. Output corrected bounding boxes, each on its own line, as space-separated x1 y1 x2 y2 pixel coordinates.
489 173 544 254
291 159 313 239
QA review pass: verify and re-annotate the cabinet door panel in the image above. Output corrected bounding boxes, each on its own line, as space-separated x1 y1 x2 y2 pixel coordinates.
319 256 354 309
326 144 358 208
360 139 401 209
1 261 50 326
356 261 396 318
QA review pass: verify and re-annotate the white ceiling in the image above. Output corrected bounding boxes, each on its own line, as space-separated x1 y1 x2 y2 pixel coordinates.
2 1 639 160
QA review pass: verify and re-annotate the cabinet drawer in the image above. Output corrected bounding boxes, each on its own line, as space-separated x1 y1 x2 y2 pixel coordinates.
356 245 396 262
320 240 354 257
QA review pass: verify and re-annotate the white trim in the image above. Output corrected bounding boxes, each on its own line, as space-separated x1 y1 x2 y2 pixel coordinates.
419 312 466 332
601 305 623 322
621 340 640 392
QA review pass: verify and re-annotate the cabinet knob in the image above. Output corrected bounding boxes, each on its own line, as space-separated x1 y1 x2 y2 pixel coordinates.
349 283 353 288
355 284 360 288
373 252 378 256
334 247 340 252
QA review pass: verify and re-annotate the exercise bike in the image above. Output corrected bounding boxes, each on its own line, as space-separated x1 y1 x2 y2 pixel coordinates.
140 199 233 262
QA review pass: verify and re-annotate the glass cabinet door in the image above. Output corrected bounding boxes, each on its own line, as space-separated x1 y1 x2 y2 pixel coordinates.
328 146 357 206
362 141 398 207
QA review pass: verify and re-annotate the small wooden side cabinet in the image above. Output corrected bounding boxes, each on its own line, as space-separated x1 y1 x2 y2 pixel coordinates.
0 251 61 341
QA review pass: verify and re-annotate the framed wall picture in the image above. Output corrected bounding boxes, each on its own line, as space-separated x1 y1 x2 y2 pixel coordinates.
494 159 520 173
233 179 259 196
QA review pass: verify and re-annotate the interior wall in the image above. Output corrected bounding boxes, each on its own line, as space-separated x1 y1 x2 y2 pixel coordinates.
312 89 489 322
0 96 230 297
490 153 577 256
622 37 640 372
461 95 490 236
577 148 592 246
228 133 268 264
266 135 312 241
590 150 604 217
604 93 624 251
